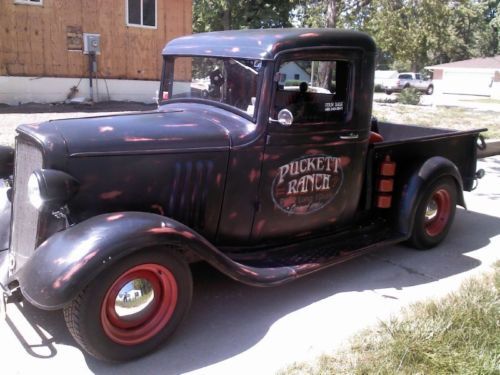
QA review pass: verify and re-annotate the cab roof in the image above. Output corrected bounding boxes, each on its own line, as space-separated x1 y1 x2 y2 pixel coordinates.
162 28 376 60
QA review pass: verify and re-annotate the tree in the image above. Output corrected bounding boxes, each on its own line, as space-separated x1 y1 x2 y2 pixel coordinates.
193 0 297 32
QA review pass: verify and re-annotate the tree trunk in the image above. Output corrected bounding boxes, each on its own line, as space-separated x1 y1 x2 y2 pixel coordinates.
326 0 338 28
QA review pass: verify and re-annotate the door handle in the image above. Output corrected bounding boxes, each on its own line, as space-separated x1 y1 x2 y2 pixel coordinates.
340 132 359 140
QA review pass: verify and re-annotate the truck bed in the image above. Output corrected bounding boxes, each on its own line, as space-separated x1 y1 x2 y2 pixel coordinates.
372 122 486 192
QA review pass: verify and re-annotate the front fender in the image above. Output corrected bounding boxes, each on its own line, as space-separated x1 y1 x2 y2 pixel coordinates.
397 156 465 236
16 212 297 310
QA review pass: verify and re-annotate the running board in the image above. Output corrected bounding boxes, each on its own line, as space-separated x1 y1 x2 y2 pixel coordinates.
213 224 407 287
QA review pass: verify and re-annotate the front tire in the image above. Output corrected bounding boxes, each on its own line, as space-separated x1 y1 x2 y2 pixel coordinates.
64 249 192 361
426 85 434 95
408 177 457 249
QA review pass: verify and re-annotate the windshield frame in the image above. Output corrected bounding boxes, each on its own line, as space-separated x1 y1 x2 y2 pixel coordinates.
159 55 266 123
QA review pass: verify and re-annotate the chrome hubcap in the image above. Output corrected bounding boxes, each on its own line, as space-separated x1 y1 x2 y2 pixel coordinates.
114 278 155 320
425 199 438 222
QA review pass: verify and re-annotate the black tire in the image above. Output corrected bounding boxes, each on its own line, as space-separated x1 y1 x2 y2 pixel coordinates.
408 177 457 250
64 249 192 361
426 85 434 95
385 90 393 95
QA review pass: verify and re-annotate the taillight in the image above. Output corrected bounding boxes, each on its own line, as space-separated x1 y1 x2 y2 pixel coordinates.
162 91 169 100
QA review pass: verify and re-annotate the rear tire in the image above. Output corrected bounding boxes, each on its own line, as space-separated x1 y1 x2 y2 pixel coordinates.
64 249 192 361
408 177 457 249
426 85 434 95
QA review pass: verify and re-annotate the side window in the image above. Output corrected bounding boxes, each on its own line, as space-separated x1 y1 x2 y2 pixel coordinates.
273 59 350 124
127 0 156 28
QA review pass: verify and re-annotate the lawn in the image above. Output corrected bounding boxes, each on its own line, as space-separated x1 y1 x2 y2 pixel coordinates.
279 261 500 375
373 103 500 139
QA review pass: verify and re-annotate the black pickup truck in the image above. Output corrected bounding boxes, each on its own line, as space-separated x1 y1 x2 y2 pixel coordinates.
0 29 485 361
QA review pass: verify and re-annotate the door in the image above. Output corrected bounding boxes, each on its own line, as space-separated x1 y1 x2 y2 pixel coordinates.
251 54 369 242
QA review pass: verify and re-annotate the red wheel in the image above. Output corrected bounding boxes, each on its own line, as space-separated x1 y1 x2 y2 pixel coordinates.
101 264 178 345
423 188 451 237
408 177 457 249
64 249 192 361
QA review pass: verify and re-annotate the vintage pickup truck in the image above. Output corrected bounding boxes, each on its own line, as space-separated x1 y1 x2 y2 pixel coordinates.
0 29 485 361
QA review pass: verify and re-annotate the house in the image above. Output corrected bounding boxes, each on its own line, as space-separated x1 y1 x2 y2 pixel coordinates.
426 56 500 98
279 61 311 84
0 0 192 104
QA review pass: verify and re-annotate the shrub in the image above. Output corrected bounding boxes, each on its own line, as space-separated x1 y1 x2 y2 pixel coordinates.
398 87 421 105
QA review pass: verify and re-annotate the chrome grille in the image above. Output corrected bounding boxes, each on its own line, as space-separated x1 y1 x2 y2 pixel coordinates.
10 138 43 271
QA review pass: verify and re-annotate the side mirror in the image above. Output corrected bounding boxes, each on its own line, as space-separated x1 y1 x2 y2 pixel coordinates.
269 109 294 127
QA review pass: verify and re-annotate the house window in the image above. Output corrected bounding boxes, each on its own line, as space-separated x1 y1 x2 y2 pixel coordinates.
127 0 156 28
14 0 43 5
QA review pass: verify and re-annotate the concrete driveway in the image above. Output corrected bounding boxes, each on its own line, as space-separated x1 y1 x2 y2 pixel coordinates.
1 156 499 375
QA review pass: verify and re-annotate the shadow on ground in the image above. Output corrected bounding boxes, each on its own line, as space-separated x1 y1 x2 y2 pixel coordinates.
4 207 499 373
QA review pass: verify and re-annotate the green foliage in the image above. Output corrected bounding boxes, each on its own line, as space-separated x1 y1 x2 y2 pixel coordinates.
279 262 500 374
193 0 296 32
192 1 499 79
398 87 421 105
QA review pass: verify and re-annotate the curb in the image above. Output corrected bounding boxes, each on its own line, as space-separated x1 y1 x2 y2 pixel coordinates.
478 139 500 159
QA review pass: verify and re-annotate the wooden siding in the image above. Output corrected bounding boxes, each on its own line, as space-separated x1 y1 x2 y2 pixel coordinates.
0 0 192 80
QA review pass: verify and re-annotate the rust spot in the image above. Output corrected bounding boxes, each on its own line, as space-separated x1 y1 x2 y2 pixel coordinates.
229 212 238 219
216 173 222 186
100 191 123 200
311 136 325 142
299 32 320 38
162 124 197 128
180 230 195 239
255 219 266 235
248 169 259 183
107 213 125 221
124 136 155 142
99 126 114 133
52 251 98 289
148 227 177 234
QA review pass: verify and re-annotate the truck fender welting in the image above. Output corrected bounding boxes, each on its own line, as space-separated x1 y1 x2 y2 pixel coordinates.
397 156 465 237
15 212 297 310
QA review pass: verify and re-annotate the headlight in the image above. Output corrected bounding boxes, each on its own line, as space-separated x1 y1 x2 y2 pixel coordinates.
27 169 79 211
28 173 44 210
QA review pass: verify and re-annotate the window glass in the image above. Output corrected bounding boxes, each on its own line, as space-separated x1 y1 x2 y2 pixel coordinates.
128 0 141 25
127 0 156 27
273 59 350 124
164 56 263 118
143 0 155 26
399 74 412 79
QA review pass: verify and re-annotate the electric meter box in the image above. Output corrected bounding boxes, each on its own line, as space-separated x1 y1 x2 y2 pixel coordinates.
83 33 101 55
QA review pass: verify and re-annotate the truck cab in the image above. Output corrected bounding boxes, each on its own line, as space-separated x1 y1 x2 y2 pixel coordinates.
0 29 484 361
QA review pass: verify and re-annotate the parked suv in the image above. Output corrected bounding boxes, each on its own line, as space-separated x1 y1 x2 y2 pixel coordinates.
384 72 434 95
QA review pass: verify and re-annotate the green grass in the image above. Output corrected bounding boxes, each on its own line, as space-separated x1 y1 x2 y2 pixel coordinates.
373 104 500 139
279 262 500 375
459 98 500 105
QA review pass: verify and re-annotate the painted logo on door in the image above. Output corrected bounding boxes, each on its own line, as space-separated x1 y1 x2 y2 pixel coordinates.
272 155 343 215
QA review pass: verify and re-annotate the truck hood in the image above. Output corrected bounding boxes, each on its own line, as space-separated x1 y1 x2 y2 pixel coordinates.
48 108 231 156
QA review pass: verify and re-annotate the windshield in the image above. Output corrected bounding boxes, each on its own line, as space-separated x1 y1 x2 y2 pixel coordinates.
161 56 263 118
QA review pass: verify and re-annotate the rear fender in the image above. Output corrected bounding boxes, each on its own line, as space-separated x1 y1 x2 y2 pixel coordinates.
398 156 465 236
15 212 297 310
